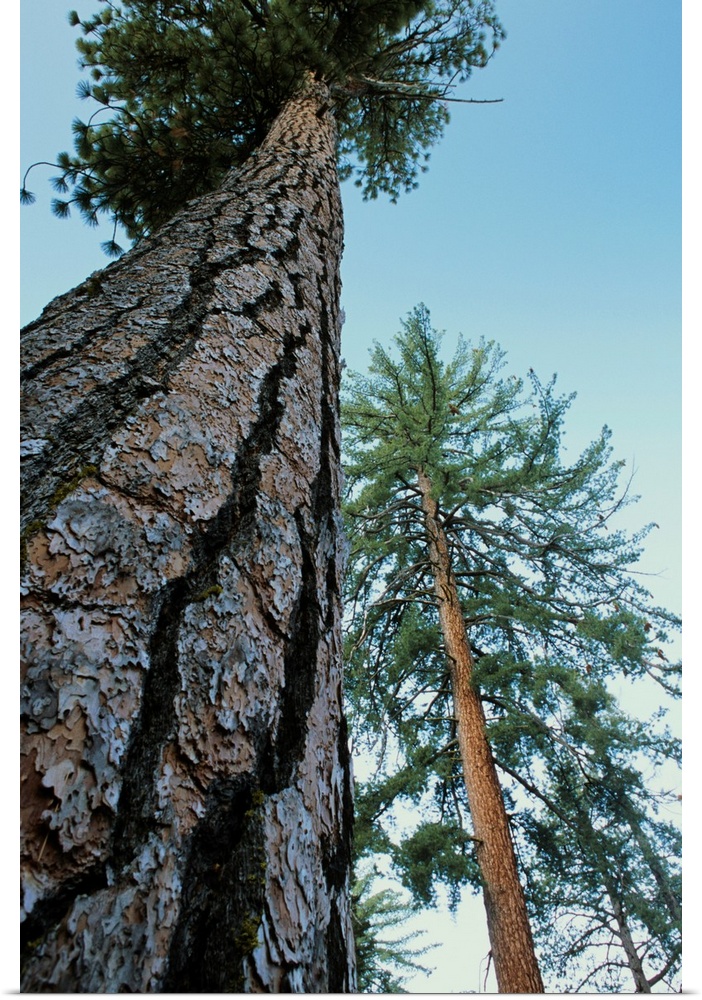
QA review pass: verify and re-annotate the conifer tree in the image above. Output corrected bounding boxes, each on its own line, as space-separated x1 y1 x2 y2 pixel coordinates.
21 4 503 991
515 736 682 992
22 0 503 248
342 305 681 992
490 659 682 992
352 872 434 992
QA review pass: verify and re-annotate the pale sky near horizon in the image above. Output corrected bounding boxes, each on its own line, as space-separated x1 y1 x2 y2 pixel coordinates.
19 0 688 992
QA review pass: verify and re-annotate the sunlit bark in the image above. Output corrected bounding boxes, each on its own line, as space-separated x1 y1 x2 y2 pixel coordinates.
417 467 543 994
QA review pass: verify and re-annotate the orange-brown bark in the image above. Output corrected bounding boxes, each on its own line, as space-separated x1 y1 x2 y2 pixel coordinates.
418 468 543 994
21 79 355 992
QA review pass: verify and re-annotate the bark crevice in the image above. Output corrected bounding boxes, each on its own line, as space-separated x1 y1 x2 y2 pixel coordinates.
161 775 267 993
113 319 307 868
21 864 109 971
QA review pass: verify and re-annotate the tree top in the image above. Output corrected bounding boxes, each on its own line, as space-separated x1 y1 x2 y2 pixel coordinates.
342 305 681 699
22 0 503 249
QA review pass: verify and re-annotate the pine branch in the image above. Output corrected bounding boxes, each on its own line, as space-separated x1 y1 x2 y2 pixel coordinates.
335 76 503 104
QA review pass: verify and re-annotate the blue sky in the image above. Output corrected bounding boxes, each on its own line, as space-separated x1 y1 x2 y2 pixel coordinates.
20 0 685 992
21 0 682 619
340 0 682 620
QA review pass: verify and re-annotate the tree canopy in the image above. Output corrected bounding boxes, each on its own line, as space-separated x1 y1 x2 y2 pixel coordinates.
342 305 681 991
22 0 503 248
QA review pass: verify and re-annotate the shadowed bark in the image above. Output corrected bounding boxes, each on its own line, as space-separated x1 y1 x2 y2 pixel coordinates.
417 467 544 994
21 79 355 993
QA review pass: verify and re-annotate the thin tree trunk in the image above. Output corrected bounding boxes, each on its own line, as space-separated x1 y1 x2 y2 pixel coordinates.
606 883 651 993
498 757 680 988
417 468 543 994
626 810 682 926
21 78 355 993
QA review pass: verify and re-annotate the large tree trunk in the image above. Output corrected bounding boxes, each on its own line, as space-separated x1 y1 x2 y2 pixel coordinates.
417 468 543 994
21 78 356 993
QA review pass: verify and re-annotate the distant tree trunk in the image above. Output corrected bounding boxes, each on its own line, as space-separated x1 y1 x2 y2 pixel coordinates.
626 811 682 926
606 883 651 993
417 468 544 994
21 79 356 993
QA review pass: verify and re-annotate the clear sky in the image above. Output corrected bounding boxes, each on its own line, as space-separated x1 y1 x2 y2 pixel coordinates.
20 0 682 616
20 0 685 992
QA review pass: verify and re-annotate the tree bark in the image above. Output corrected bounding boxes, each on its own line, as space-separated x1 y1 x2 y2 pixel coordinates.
417 468 544 994
21 78 355 993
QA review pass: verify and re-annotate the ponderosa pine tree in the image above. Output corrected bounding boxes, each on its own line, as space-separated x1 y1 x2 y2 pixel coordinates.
479 632 682 993
21 4 503 992
342 305 681 992
21 77 355 996
508 705 681 991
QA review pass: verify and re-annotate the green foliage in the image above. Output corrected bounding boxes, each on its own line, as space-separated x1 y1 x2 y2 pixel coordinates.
391 821 479 909
513 731 682 992
343 305 679 706
23 1 503 243
342 304 681 991
352 871 435 992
